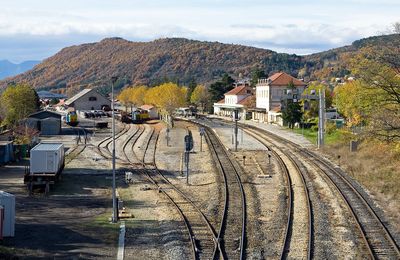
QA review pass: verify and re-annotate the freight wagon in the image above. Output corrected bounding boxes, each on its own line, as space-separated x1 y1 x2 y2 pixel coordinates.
24 143 65 194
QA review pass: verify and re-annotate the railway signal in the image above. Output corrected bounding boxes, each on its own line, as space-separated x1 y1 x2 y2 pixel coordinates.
184 132 193 184
166 128 170 147
199 127 205 152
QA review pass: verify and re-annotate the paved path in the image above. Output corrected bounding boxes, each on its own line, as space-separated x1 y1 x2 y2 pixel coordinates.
207 115 314 148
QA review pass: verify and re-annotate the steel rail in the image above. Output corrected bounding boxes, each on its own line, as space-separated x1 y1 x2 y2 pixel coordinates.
240 122 400 259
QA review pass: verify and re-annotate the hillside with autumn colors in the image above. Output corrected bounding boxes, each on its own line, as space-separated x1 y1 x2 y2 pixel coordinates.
1 34 399 95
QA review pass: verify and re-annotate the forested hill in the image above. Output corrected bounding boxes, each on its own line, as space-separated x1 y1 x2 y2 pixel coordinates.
1 34 399 93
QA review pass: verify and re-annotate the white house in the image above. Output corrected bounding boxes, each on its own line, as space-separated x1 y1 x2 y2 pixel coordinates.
213 85 253 119
65 89 111 111
253 72 307 124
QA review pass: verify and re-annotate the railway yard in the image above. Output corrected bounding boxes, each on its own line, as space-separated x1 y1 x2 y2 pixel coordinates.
0 117 399 259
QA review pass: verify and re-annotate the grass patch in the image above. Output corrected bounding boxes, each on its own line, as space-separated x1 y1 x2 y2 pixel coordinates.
86 212 120 243
290 127 346 145
0 245 18 258
323 139 400 228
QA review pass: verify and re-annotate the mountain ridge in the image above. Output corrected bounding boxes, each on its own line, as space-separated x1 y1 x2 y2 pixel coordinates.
1 34 399 94
0 60 40 80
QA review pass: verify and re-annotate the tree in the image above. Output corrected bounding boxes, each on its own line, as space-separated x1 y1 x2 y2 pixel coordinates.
393 22 400 34
348 46 400 141
302 83 332 121
282 102 303 129
334 81 377 127
144 83 187 124
0 84 40 127
209 73 235 103
118 85 148 111
186 78 197 103
129 85 147 107
250 68 267 87
190 85 210 112
281 81 302 128
117 87 132 112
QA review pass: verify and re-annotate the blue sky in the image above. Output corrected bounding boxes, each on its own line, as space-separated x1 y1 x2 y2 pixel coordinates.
1 0 399 62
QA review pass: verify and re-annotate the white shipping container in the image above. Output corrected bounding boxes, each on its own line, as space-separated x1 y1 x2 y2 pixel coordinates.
0 191 15 237
30 143 64 174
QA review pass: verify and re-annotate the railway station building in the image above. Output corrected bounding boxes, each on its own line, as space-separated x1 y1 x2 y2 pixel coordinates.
253 72 307 125
213 84 254 120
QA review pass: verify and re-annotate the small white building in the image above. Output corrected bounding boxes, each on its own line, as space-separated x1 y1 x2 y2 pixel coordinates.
65 89 111 111
213 85 253 119
253 72 307 125
140 104 158 119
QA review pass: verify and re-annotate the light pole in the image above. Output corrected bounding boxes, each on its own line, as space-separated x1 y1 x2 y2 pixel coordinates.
111 76 118 223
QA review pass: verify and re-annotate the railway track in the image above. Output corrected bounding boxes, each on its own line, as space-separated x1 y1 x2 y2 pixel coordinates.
239 123 400 259
120 123 219 260
65 127 88 165
242 127 312 259
202 126 246 260
96 123 131 159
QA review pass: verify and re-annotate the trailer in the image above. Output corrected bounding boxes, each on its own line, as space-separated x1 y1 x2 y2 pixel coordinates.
0 191 15 237
25 143 65 194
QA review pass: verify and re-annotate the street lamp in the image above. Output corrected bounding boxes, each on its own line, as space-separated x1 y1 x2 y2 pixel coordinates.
111 76 118 223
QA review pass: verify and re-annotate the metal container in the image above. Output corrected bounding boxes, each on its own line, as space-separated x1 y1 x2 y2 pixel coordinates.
30 143 64 174
0 141 13 164
0 191 15 237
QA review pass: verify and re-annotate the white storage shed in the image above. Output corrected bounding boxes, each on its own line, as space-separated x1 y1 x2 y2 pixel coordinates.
30 143 65 174
0 191 15 237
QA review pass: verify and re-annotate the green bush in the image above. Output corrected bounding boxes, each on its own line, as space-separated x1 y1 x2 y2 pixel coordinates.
326 121 337 134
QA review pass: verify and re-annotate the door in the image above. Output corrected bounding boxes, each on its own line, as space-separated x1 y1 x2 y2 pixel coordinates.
47 152 55 172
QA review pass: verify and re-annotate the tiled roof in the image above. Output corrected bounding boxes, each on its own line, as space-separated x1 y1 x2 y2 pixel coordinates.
217 98 225 103
237 95 254 106
267 72 306 86
224 85 253 96
140 104 155 110
271 106 281 112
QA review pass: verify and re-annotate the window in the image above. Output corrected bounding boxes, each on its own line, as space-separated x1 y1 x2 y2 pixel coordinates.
89 96 97 101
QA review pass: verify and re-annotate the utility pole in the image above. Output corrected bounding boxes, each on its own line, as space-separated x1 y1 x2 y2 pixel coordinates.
234 109 239 152
111 76 118 223
318 88 325 149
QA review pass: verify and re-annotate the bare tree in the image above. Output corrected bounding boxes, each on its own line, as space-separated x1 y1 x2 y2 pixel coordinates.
393 22 400 34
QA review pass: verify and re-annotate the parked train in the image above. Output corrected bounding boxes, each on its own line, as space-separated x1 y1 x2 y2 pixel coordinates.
132 110 149 123
65 111 79 126
115 109 150 124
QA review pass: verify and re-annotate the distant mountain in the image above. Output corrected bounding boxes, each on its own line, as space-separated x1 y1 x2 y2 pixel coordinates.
0 60 40 80
0 34 399 94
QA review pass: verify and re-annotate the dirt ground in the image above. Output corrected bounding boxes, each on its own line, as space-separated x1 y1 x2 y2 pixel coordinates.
0 123 120 259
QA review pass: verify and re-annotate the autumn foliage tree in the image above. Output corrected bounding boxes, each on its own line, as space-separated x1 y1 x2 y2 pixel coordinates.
302 83 332 121
118 85 148 111
144 82 187 125
0 84 40 127
347 45 400 141
190 85 210 112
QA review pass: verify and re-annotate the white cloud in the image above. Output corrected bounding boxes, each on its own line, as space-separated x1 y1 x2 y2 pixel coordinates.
0 0 399 61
